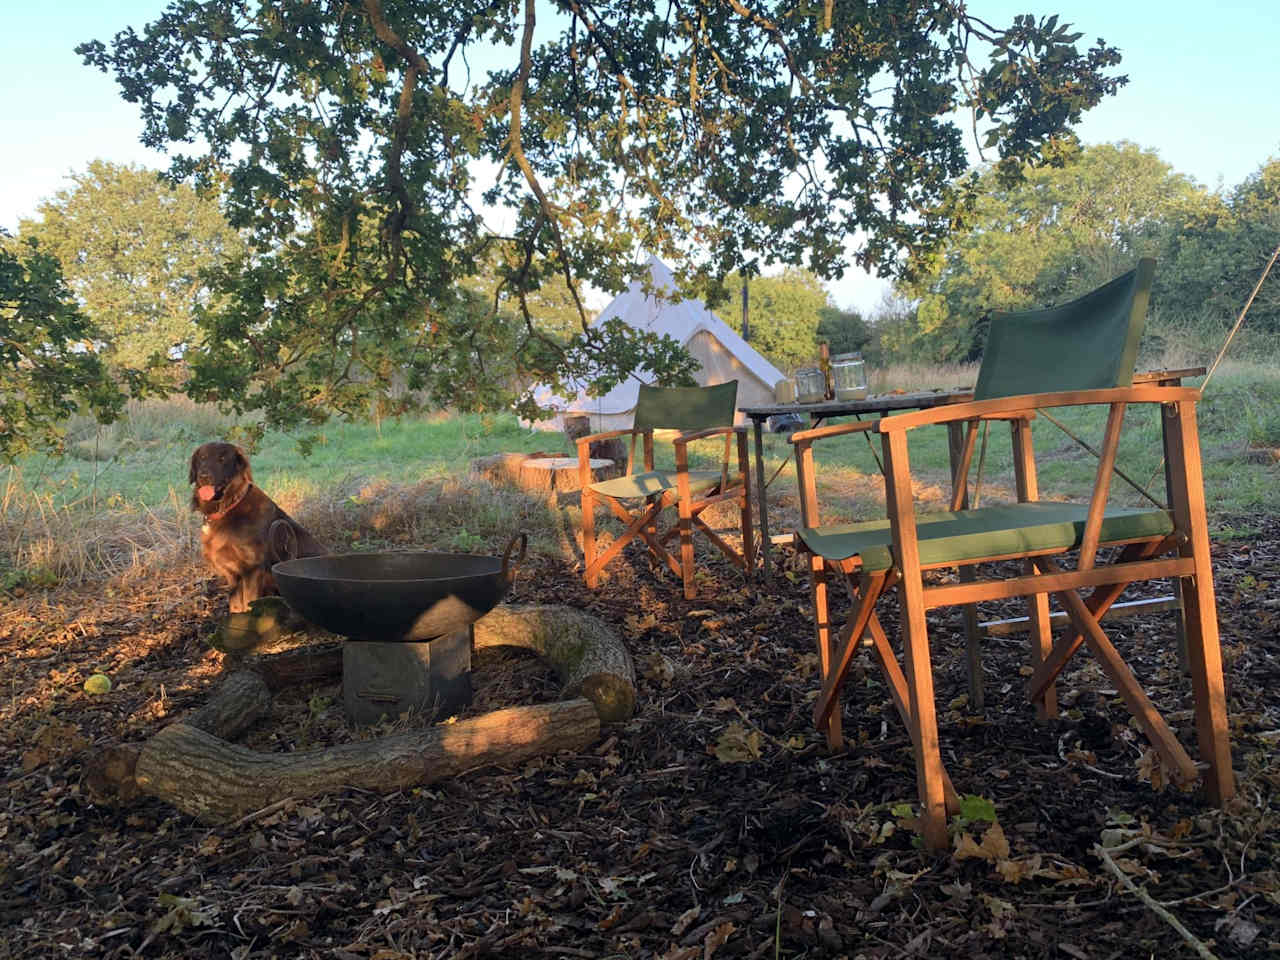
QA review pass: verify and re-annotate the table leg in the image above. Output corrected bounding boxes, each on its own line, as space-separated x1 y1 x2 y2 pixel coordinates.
947 422 984 710
753 417 771 582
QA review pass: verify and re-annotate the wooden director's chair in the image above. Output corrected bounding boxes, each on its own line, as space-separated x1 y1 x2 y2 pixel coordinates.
578 381 755 599
789 259 1234 849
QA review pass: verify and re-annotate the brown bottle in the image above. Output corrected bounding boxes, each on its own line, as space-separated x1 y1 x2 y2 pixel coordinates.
818 341 834 400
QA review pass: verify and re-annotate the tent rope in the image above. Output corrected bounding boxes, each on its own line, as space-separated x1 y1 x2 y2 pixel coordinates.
1038 409 1168 509
764 454 790 491
856 413 886 474
1141 241 1280 495
971 420 991 508
1201 241 1280 391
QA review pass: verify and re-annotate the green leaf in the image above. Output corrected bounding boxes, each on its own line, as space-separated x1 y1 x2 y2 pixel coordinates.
958 794 998 824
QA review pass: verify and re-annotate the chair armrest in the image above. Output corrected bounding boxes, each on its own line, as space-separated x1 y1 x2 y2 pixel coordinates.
875 386 1199 433
788 420 877 447
576 427 646 479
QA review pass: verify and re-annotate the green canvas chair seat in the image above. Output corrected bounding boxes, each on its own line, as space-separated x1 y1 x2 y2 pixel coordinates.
578 381 755 599
797 502 1172 571
590 470 725 500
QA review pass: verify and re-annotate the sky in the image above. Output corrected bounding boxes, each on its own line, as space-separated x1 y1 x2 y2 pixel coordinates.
2 0 1277 314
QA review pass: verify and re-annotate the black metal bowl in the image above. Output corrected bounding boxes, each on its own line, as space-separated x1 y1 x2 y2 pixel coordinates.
273 534 526 641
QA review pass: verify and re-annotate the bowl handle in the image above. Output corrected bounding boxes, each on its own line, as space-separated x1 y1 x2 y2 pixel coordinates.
501 532 528 583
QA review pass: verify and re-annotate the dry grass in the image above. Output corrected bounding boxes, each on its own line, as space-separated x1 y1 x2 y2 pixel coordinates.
0 472 195 587
868 359 979 395
0 462 585 591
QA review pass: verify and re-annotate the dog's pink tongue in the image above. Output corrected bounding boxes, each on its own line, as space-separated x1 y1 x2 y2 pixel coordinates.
197 485 217 502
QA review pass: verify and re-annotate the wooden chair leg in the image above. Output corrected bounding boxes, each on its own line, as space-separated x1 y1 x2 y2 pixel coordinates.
960 573 984 710
1024 558 1056 719
737 433 756 581
1167 399 1235 804
1009 414 1054 718
1045 566 1198 784
864 615 962 815
899 610 949 849
948 422 984 710
677 493 696 600
884 429 948 850
1180 569 1235 804
582 485 599 588
814 571 887 730
609 497 679 576
808 554 841 748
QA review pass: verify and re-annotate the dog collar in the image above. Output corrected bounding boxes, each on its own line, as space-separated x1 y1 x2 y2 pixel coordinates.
207 483 253 521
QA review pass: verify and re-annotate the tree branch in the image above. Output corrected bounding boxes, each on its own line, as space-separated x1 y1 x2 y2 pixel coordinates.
508 0 589 329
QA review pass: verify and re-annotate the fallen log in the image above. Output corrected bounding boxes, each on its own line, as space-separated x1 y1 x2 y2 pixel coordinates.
132 698 600 823
82 743 143 805
236 642 344 692
84 670 274 806
474 605 636 723
186 670 272 739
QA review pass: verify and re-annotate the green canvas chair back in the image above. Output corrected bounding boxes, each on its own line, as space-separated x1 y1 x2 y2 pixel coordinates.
973 258 1156 401
632 381 739 433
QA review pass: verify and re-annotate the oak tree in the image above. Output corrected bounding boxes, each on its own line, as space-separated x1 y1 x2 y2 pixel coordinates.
892 142 1205 361
0 234 130 461
18 160 245 380
80 0 1124 427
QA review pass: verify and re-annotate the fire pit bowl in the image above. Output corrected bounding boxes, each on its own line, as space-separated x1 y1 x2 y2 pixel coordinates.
273 533 526 642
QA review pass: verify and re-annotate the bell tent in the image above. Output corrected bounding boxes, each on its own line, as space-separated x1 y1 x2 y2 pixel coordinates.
528 256 785 432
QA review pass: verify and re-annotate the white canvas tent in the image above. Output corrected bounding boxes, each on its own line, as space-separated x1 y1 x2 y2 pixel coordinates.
529 256 786 432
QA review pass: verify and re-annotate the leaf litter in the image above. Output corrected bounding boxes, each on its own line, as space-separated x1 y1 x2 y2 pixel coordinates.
0 517 1277 957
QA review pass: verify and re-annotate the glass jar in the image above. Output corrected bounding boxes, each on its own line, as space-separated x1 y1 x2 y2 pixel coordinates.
830 352 868 402
794 367 827 404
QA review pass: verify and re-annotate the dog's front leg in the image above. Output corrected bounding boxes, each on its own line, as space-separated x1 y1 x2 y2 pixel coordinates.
232 567 273 613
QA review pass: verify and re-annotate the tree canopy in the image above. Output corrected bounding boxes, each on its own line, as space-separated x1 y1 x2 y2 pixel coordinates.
17 160 245 380
886 144 1280 362
80 0 1125 428
891 142 1202 360
0 234 132 462
713 269 829 373
1158 158 1280 336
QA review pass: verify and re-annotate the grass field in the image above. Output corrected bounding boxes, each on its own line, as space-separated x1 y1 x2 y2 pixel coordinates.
2 358 1277 589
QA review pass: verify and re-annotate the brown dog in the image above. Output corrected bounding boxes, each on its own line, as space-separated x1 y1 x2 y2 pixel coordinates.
189 442 327 613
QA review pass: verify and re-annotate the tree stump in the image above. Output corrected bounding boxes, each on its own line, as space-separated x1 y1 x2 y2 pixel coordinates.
517 455 615 493
471 451 559 488
471 451 616 494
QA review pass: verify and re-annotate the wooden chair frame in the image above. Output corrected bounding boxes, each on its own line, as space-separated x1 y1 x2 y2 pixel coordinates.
578 422 755 600
792 385 1234 849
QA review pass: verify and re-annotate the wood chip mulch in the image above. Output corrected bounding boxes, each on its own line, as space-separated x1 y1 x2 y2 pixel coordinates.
1 517 1278 959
